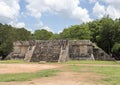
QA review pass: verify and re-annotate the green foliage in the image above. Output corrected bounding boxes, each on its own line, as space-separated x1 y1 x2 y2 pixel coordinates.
97 17 114 53
0 23 31 59
88 17 120 57
33 29 53 40
88 20 101 42
114 19 120 42
60 24 91 40
0 24 13 59
112 43 120 54
0 69 60 82
50 33 61 40
14 28 31 41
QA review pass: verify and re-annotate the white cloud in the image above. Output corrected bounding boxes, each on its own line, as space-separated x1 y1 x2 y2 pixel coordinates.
89 0 97 3
103 0 120 7
26 0 91 22
37 22 54 33
93 0 120 19
42 26 54 32
72 7 91 22
106 6 120 19
15 22 25 28
29 21 54 33
8 21 26 28
93 2 106 18
0 0 20 23
37 21 43 27
103 0 120 19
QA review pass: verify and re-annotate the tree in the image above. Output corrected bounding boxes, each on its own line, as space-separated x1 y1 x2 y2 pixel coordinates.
60 24 91 40
14 28 31 41
97 17 114 54
112 43 120 60
113 19 120 43
33 29 53 40
88 20 101 42
0 24 31 59
0 24 13 59
50 34 61 40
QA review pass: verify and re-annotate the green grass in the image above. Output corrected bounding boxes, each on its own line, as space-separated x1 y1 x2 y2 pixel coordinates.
65 60 120 65
1 60 120 65
67 65 120 85
0 69 60 82
0 60 38 64
0 60 25 64
93 66 120 85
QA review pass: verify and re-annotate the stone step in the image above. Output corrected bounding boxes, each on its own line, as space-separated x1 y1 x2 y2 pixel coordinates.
24 46 36 62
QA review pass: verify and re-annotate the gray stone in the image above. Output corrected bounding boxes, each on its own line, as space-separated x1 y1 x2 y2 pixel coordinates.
7 40 113 62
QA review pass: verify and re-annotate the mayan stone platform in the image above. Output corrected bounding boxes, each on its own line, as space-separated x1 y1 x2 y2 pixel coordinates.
7 40 112 62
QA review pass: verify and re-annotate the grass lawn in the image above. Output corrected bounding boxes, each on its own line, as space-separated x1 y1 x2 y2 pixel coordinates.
68 65 120 85
0 69 60 82
0 60 38 64
65 60 120 65
0 60 120 65
0 60 26 64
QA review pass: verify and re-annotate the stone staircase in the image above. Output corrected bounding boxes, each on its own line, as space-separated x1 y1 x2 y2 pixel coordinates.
24 45 36 62
58 41 69 62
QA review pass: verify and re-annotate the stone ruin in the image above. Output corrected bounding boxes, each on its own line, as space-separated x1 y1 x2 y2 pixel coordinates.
7 40 113 62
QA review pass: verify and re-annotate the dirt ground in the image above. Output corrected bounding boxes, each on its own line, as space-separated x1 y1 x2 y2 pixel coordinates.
0 63 118 85
0 64 61 74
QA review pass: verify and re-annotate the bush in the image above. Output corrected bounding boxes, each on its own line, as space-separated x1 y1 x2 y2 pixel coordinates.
112 43 120 60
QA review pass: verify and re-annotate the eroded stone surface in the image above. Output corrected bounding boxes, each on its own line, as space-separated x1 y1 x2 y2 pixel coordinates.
7 40 112 62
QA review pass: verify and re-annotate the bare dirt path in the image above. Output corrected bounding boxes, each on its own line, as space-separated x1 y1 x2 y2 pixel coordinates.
0 63 119 74
0 64 62 74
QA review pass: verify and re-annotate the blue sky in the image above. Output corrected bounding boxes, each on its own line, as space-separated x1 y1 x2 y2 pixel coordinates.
0 0 120 33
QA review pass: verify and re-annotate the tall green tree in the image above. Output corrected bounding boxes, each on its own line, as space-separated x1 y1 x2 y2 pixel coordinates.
0 24 13 59
0 24 31 59
113 19 120 43
98 17 114 53
60 24 91 40
33 29 53 40
14 28 31 41
88 20 101 42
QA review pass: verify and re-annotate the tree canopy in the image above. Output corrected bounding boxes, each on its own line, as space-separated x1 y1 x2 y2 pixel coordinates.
60 24 91 40
33 29 53 40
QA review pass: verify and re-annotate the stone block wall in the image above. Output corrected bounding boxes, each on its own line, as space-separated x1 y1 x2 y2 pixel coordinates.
7 40 113 62
7 41 29 60
30 40 61 62
69 40 94 60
